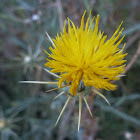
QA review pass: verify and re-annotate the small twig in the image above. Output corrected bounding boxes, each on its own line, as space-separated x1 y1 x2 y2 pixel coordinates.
56 0 64 32
124 32 140 52
123 41 140 74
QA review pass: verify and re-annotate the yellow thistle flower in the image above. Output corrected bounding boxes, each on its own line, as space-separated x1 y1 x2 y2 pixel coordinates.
45 11 127 96
20 10 127 131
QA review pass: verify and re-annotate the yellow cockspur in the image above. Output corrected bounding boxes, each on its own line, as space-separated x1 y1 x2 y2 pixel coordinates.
20 10 127 131
45 11 127 96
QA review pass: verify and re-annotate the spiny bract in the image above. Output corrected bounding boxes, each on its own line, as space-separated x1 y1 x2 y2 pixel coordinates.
45 11 127 96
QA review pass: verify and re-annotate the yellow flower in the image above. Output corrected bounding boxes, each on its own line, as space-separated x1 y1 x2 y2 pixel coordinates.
20 10 127 131
45 11 127 97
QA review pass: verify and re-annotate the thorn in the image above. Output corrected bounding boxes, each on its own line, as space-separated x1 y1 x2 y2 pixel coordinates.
53 91 65 100
45 32 55 46
83 97 93 117
115 74 126 78
55 96 71 126
45 84 69 92
44 68 60 78
93 89 110 105
78 93 82 132
46 87 61 92
19 81 58 84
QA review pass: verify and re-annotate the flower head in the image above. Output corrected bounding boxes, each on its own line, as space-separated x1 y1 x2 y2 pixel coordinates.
45 11 127 96
20 11 127 131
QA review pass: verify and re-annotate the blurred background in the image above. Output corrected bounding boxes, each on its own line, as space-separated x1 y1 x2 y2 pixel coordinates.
0 0 140 140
